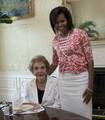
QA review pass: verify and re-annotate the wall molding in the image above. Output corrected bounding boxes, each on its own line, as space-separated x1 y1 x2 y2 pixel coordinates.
91 39 105 47
0 71 34 101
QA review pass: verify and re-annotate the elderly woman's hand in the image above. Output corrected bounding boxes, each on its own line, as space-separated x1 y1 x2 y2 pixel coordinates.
82 88 93 104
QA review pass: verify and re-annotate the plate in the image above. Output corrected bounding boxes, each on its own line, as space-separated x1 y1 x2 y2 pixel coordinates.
13 104 44 114
14 104 33 112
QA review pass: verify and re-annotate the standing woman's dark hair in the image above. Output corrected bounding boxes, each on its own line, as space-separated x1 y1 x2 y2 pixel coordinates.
49 6 74 33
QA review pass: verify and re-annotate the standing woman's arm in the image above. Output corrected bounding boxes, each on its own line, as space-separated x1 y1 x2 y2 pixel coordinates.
80 30 94 104
83 59 94 104
87 60 94 91
48 48 58 75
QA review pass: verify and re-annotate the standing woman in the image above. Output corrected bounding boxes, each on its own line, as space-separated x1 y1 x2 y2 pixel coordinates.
49 6 94 120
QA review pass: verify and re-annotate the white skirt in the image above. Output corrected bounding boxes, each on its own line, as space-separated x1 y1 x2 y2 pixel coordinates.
59 71 92 120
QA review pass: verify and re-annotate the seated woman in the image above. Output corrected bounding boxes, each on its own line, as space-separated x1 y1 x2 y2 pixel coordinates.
24 55 61 108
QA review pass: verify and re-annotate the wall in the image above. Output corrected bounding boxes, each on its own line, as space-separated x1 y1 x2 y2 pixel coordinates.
0 0 105 101
92 42 105 67
71 0 105 67
0 0 61 101
0 71 34 101
1 0 105 71
71 0 105 38
0 0 62 72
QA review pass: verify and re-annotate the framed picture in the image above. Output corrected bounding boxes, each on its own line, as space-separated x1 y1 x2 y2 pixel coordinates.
62 0 71 10
0 0 34 20
62 0 71 7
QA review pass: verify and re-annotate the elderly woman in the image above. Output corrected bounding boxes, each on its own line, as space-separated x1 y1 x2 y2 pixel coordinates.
23 55 61 108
